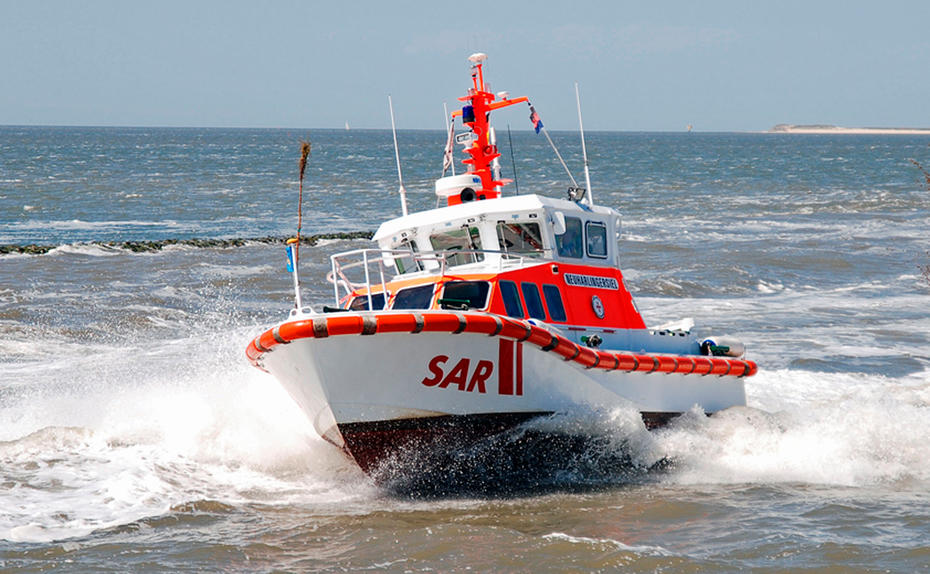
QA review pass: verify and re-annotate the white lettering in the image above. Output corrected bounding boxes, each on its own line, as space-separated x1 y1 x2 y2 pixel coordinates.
563 273 619 290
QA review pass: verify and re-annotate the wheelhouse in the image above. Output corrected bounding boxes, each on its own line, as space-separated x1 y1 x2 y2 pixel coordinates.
325 193 645 333
374 194 623 272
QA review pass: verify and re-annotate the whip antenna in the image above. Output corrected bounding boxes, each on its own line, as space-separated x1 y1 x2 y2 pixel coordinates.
507 123 519 194
443 102 456 176
389 95 409 216
575 83 593 205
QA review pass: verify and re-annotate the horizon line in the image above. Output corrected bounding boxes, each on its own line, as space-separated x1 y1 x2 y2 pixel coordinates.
4 123 930 135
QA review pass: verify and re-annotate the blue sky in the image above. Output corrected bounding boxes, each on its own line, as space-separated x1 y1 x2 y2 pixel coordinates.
2 0 928 131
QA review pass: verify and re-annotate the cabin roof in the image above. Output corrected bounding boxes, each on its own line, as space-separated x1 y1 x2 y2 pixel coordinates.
373 194 619 242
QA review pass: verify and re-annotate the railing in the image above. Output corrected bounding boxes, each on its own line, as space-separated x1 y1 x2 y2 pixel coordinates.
325 247 549 308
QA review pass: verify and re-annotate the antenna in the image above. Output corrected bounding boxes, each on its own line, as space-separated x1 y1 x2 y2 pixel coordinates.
388 95 409 216
575 83 593 205
507 123 519 194
443 102 456 176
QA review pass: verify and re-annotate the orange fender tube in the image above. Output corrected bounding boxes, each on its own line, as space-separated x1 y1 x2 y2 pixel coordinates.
375 313 420 334
247 310 758 379
326 315 365 336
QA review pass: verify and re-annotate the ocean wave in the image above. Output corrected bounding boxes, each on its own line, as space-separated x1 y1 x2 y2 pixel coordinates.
3 314 928 542
652 368 930 487
542 532 671 556
3 219 185 231
47 243 125 257
0 332 373 543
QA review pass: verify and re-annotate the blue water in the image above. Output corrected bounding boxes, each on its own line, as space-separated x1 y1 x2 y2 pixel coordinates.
2 126 929 571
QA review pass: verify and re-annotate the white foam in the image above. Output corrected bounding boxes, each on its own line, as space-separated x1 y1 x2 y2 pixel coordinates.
543 532 670 555
0 330 374 543
46 243 125 257
5 219 184 232
756 279 784 293
648 368 930 487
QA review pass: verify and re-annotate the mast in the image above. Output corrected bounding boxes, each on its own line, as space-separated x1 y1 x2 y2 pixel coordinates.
446 53 527 205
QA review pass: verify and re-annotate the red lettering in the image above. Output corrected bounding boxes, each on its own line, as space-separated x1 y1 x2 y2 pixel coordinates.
467 360 493 393
439 358 470 390
421 355 448 387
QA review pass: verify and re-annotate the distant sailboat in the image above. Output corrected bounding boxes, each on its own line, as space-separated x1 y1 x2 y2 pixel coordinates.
345 121 350 131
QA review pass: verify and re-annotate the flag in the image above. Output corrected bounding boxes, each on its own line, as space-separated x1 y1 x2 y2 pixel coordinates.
529 105 543 134
285 243 295 273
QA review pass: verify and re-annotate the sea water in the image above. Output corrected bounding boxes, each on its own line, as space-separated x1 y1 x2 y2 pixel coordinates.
1 126 929 571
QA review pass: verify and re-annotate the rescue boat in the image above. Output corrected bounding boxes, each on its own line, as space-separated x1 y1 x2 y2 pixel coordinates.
247 53 757 476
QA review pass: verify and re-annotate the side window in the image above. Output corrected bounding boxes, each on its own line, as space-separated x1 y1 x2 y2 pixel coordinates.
585 221 608 258
555 216 583 258
349 292 387 311
439 281 490 310
497 222 543 256
520 282 546 320
392 284 435 309
542 284 567 322
498 280 524 318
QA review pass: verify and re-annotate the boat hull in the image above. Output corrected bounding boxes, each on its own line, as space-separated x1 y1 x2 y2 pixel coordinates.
251 311 753 474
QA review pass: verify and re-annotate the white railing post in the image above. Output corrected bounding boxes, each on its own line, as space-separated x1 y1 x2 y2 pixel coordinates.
362 250 373 310
331 255 340 308
378 252 388 309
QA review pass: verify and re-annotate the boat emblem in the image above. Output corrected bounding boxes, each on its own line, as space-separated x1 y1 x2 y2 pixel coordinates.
591 295 605 318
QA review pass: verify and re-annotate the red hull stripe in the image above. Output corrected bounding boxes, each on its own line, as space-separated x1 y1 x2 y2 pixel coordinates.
247 311 758 379
499 338 514 395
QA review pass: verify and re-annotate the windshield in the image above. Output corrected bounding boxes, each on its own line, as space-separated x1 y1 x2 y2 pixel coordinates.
497 222 543 257
429 226 484 266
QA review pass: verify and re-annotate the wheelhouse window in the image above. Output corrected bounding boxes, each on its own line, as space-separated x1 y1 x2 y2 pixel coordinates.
429 226 484 267
542 284 567 322
520 282 546 320
496 222 543 257
555 216 583 259
349 292 387 311
393 239 422 275
439 281 490 310
585 221 608 258
498 280 524 318
391 284 435 309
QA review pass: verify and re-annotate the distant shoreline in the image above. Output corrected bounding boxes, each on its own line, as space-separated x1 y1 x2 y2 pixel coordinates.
768 124 930 135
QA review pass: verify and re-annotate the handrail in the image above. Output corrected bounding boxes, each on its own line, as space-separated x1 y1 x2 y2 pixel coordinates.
325 247 549 308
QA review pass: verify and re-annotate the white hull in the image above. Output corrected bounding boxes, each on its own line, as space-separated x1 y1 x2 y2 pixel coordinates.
251 311 751 472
